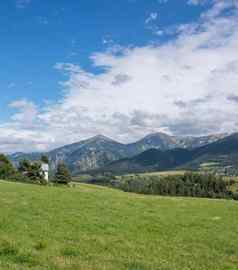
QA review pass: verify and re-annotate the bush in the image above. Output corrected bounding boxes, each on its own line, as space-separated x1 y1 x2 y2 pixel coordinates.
18 159 44 183
0 154 16 180
54 162 71 184
232 192 238 201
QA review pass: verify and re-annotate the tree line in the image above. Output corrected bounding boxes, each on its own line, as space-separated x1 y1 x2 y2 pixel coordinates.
82 172 238 200
115 173 237 200
0 154 71 185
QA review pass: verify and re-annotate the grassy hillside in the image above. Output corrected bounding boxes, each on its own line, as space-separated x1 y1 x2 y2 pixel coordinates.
0 181 238 270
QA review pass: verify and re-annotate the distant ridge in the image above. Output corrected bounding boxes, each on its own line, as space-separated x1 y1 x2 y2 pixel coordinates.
8 132 228 174
104 133 238 174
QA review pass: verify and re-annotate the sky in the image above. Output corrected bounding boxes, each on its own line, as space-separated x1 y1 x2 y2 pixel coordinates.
1 0 238 153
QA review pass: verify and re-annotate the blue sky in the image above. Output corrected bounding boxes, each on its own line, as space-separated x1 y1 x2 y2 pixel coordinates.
1 0 238 152
0 0 206 118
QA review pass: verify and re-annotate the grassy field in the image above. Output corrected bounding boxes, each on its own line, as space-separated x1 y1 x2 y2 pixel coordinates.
73 171 187 183
0 181 238 270
116 170 187 179
73 174 93 183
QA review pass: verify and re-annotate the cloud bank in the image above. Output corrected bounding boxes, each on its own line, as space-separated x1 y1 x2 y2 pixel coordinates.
1 0 238 152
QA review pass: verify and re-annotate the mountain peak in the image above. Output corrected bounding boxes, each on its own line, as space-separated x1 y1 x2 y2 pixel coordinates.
143 132 172 139
89 134 115 142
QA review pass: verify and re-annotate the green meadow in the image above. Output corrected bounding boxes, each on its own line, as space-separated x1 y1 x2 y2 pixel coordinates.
115 170 187 180
0 180 238 270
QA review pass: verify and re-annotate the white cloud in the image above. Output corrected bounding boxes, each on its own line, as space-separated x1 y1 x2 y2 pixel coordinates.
16 0 31 9
0 100 55 153
145 12 158 24
37 17 49 25
7 83 16 89
1 0 238 152
102 36 114 45
158 0 168 4
187 0 205 5
154 29 164 36
9 99 38 125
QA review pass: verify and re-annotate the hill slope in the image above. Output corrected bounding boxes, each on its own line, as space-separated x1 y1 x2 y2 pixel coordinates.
0 180 238 270
182 133 238 172
105 148 193 173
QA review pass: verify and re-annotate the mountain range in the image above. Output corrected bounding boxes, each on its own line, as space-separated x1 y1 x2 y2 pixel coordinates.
104 133 238 174
8 132 228 174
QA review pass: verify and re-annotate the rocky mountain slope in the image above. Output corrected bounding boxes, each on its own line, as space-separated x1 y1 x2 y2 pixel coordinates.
8 132 227 174
104 133 238 174
49 135 128 173
127 132 227 153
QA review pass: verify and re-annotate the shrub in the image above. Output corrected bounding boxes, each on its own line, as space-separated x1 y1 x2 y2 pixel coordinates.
54 162 71 184
18 160 44 183
34 240 47 251
232 192 238 201
0 154 16 180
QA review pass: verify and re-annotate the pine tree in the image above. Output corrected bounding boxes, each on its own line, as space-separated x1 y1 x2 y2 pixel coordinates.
18 159 31 173
0 154 16 179
55 162 71 184
41 155 49 164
